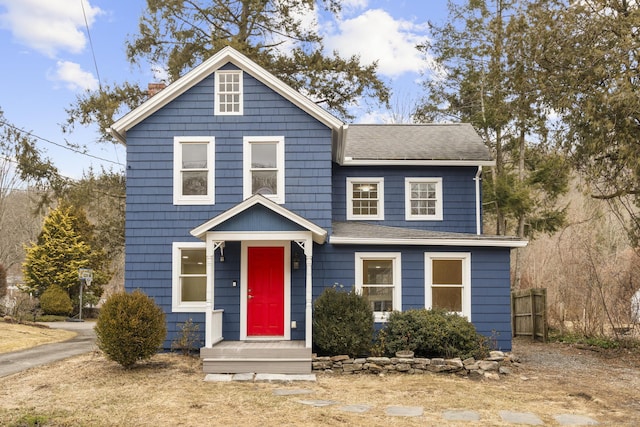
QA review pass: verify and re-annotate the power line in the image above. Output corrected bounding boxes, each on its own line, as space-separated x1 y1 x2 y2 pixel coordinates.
0 120 124 166
81 0 102 90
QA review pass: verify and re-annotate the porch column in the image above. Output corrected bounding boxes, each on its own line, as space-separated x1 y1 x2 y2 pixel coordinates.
304 237 313 349
205 241 214 348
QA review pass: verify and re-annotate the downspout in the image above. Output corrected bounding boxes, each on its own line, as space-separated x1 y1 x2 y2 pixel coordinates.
474 166 482 235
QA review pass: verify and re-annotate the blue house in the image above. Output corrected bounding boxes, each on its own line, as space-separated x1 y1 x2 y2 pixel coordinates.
109 46 526 374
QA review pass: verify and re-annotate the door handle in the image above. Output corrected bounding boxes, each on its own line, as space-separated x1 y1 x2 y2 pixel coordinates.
247 295 254 299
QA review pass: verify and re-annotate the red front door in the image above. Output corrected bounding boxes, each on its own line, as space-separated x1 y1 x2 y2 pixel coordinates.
247 246 285 336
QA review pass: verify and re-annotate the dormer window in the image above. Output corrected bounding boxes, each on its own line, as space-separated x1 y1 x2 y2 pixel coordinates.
215 70 243 115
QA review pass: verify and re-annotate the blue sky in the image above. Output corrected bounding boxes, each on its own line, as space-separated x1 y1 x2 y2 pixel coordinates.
0 0 448 179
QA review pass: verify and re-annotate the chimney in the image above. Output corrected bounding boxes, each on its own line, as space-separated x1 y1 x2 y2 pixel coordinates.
148 82 166 98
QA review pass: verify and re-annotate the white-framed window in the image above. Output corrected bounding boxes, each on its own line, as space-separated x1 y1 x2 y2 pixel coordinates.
355 252 401 322
214 70 243 115
347 178 384 220
405 178 443 220
243 136 285 204
425 252 471 319
172 242 207 312
173 136 215 205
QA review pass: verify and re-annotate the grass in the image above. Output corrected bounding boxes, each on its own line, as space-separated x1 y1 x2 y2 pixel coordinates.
1 323 638 426
0 322 76 353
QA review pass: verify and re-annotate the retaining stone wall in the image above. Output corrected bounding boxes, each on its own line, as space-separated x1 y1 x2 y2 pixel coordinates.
312 351 520 380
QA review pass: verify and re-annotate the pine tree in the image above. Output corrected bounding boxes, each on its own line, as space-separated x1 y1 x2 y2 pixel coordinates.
22 205 92 298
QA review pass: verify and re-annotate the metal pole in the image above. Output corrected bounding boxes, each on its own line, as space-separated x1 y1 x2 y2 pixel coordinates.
79 279 84 321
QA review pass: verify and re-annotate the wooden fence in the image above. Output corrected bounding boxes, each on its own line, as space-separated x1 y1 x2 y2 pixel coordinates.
511 288 548 342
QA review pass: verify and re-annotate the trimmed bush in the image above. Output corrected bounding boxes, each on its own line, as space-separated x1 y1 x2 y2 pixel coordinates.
39 284 73 316
313 285 374 357
95 290 167 368
382 309 487 359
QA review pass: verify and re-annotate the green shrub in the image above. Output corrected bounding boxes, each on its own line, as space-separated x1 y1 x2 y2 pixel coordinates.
313 285 374 357
39 284 73 316
382 309 487 359
95 290 167 368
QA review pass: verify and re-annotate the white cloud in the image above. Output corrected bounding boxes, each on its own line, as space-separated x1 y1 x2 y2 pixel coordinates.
324 9 428 77
0 0 102 57
50 60 99 91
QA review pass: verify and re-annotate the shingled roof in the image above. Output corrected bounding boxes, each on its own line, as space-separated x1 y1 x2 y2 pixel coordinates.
330 221 527 248
338 123 493 165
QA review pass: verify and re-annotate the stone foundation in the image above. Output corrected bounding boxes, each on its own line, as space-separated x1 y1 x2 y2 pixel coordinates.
312 351 520 379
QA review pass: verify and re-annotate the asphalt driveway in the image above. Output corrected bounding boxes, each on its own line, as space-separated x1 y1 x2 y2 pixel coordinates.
0 321 96 378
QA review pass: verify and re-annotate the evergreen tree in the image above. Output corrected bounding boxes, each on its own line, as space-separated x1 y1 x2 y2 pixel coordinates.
65 0 390 142
22 205 107 306
417 0 568 239
526 0 640 243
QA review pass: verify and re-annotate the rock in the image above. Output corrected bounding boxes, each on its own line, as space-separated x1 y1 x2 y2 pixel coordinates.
490 350 505 358
366 357 392 365
446 358 464 368
499 366 512 375
468 370 483 380
331 355 350 362
354 358 367 364
343 363 363 373
365 363 384 373
396 363 412 372
484 371 501 380
431 358 445 365
462 357 476 366
414 358 431 365
478 360 499 371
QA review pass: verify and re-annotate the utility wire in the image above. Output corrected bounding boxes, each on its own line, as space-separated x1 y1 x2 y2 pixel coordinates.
81 0 102 90
0 120 124 166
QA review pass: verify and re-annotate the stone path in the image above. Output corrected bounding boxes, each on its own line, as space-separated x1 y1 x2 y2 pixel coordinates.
205 374 601 425
271 388 601 425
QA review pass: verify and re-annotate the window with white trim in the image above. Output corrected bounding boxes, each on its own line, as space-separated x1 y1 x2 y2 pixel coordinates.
355 252 401 322
215 70 243 115
405 178 443 220
172 242 207 312
173 136 215 205
243 136 285 203
425 252 471 319
347 178 384 220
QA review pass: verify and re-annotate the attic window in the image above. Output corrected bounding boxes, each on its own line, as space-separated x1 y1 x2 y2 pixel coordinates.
215 70 243 115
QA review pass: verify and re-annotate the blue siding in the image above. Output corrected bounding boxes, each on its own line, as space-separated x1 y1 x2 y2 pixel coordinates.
332 164 478 233
125 63 333 347
312 245 513 351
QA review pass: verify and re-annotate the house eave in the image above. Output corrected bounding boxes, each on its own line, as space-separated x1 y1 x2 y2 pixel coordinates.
339 159 496 167
329 236 528 248
110 46 344 142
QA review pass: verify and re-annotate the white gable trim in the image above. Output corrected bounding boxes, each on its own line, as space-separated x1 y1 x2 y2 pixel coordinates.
190 194 327 244
109 46 344 144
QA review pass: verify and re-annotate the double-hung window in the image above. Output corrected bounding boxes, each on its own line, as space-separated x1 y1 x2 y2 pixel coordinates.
215 70 243 115
425 252 471 319
355 252 401 322
173 136 215 205
243 136 285 203
347 178 384 220
172 242 207 312
405 178 443 220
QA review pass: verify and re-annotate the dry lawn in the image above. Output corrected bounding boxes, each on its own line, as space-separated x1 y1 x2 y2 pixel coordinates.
1 338 639 426
0 322 76 353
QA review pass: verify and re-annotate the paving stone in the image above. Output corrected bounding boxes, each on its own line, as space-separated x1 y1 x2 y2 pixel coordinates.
442 410 481 421
255 373 316 382
232 373 255 381
297 399 338 407
204 374 233 382
554 414 600 425
385 406 424 417
338 404 372 413
499 411 544 425
272 388 314 396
